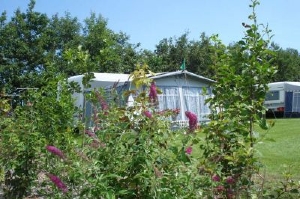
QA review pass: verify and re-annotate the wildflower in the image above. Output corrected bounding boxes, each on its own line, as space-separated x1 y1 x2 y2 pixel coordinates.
212 174 220 182
144 110 152 118
47 173 68 193
226 176 235 184
46 145 65 159
149 82 158 103
185 111 198 132
95 91 109 113
185 146 193 155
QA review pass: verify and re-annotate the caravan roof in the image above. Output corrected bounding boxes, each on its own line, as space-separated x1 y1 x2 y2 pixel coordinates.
68 73 131 89
268 81 300 91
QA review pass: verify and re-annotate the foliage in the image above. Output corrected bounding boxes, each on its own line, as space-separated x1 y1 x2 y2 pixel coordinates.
0 60 204 198
38 68 207 198
200 0 277 198
147 32 220 79
1 0 300 198
0 74 77 198
271 46 300 82
0 0 141 92
0 0 50 91
1 0 300 95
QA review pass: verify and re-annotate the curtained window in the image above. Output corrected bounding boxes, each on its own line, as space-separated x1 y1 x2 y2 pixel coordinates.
157 86 181 120
292 92 300 112
182 87 211 121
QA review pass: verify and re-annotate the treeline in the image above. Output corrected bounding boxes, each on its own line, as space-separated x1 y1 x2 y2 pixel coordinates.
1 0 300 92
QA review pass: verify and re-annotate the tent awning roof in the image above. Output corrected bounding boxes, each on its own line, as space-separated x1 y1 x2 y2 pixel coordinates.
149 70 215 83
68 70 215 87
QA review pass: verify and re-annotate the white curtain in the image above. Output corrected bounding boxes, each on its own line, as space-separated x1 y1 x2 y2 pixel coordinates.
292 92 300 112
158 87 181 120
182 87 211 121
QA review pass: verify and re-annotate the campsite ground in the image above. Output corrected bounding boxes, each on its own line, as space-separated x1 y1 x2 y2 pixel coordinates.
255 118 300 182
187 118 300 184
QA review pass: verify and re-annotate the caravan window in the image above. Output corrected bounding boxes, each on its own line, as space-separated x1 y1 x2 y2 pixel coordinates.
157 87 181 120
265 91 280 101
182 87 210 121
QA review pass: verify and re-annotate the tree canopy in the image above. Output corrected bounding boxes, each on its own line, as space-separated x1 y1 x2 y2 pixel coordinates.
1 0 300 92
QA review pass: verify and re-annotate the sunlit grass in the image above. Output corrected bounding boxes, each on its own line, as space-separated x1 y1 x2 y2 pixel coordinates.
255 118 300 181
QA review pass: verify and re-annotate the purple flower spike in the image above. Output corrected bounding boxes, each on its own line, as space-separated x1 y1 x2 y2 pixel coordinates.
47 173 68 193
185 111 198 132
149 82 158 103
46 145 65 159
185 146 193 155
95 91 109 112
144 110 152 118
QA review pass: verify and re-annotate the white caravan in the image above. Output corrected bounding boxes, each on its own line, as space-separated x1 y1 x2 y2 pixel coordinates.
265 81 300 117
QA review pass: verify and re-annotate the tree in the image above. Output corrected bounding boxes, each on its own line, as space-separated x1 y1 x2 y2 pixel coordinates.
42 12 82 76
82 13 140 73
187 33 219 78
271 47 300 81
153 33 189 72
147 32 223 79
0 0 50 91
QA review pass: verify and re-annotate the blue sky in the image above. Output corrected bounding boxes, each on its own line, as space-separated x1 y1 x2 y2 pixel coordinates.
2 0 300 51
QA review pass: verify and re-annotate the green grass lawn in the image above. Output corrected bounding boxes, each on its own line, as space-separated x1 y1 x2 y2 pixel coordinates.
255 118 300 181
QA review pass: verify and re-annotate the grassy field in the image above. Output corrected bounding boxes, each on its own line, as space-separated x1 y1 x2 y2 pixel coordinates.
255 118 300 181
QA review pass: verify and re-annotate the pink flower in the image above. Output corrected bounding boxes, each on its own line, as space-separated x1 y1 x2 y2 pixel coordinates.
185 111 198 132
95 91 109 113
212 174 220 182
226 176 235 184
144 110 152 118
185 146 193 155
149 82 158 103
47 173 68 193
46 146 65 159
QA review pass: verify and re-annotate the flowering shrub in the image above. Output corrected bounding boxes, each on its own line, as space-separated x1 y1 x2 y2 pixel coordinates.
185 146 193 155
149 81 158 103
185 111 198 132
1 1 297 198
46 145 66 159
200 0 278 197
47 173 68 193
